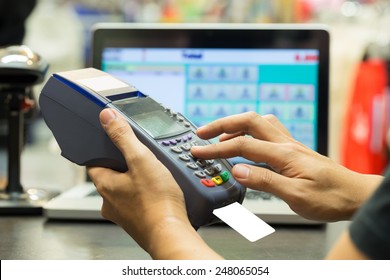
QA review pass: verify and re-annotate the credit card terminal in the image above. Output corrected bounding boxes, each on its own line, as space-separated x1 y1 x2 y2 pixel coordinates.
39 68 246 229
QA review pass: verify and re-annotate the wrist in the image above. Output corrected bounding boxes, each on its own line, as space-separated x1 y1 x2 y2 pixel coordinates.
147 217 223 260
350 172 383 209
335 167 383 220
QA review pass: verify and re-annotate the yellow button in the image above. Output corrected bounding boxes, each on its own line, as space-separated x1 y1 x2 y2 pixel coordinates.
211 176 223 185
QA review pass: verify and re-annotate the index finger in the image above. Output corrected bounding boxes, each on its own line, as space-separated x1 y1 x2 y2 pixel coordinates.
196 111 290 143
218 114 292 142
191 136 289 171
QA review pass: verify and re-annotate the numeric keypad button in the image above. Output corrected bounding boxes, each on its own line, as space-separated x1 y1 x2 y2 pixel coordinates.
180 143 192 151
196 160 207 168
170 147 182 154
194 171 206 178
186 162 198 170
204 167 216 176
179 154 191 162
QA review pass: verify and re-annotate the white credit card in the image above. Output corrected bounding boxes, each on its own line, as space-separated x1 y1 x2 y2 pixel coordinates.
213 202 275 242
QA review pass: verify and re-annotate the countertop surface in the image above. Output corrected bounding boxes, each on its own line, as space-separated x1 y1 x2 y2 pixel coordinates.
0 216 328 260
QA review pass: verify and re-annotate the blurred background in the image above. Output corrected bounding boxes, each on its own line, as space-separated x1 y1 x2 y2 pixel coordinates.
1 0 390 195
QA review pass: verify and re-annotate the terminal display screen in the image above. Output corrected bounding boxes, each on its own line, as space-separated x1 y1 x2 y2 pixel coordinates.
113 98 190 139
131 110 187 138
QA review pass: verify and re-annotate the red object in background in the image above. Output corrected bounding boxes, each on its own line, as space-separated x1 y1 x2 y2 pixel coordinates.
341 59 389 174
294 0 313 22
21 97 35 112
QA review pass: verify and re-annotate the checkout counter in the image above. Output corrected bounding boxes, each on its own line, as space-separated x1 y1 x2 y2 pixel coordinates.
0 216 328 260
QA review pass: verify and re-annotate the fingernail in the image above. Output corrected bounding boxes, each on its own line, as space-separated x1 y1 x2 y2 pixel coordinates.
100 109 117 126
196 126 206 135
191 146 200 152
233 165 250 179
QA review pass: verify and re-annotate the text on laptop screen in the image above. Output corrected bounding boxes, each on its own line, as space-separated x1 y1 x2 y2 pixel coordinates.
102 48 319 150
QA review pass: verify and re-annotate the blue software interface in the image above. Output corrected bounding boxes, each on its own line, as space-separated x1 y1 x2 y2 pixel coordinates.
102 48 319 150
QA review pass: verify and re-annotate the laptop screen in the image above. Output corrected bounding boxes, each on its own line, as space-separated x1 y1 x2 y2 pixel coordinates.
92 24 329 155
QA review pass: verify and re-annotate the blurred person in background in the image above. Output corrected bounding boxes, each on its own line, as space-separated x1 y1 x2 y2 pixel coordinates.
0 0 37 46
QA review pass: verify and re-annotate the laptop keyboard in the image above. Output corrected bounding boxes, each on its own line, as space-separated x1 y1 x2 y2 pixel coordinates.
245 190 281 201
87 189 100 197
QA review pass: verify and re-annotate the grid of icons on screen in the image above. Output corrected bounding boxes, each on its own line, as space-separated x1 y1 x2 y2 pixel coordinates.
185 65 315 149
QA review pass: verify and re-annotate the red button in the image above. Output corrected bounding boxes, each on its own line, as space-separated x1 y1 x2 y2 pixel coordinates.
200 179 215 188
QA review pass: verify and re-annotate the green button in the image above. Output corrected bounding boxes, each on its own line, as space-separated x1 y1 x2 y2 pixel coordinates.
220 171 230 182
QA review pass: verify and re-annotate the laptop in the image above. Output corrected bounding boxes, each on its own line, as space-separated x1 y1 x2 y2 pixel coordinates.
44 23 329 224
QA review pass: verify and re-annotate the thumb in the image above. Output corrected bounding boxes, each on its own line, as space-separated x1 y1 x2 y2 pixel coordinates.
232 164 291 199
99 108 150 165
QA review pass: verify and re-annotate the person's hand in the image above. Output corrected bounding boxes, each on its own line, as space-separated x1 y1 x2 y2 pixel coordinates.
191 112 383 222
88 108 222 259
